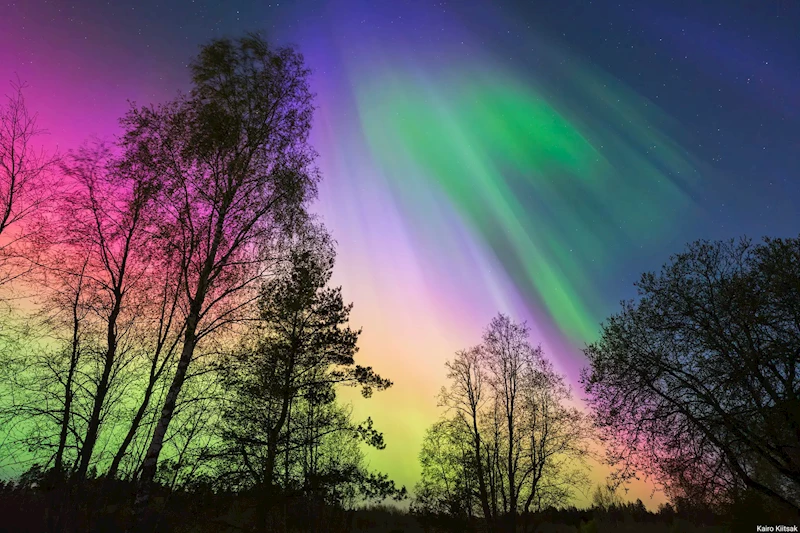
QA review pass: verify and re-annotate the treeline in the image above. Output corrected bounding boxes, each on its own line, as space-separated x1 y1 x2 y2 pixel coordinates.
0 34 402 532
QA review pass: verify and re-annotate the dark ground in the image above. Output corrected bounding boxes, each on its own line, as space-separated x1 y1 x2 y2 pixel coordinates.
0 478 792 532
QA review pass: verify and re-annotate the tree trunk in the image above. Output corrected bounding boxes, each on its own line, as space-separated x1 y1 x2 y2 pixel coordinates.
507 412 517 533
134 205 225 519
75 292 122 480
54 287 82 475
111 272 180 480
134 311 198 513
471 416 495 531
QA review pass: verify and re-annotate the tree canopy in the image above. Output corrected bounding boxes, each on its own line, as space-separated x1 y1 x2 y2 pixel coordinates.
417 314 592 532
583 236 800 513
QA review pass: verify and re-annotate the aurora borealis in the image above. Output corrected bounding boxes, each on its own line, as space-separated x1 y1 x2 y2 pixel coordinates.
2 0 799 506
353 60 698 343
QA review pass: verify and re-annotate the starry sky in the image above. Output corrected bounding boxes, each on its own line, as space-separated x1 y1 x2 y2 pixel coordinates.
2 0 799 504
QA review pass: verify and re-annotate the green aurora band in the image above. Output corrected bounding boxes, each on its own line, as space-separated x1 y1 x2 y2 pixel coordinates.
353 62 700 342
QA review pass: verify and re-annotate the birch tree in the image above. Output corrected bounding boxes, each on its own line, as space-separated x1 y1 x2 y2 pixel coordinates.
125 34 320 512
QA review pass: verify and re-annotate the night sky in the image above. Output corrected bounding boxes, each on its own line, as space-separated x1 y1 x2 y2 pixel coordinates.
2 0 799 503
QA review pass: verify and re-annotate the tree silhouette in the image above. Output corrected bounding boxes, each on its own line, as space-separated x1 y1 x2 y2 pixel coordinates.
215 224 396 528
429 314 592 532
0 79 59 296
57 142 160 481
414 417 478 519
583 236 800 513
124 33 320 514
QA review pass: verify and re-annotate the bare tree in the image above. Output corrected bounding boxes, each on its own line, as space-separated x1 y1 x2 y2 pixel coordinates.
482 315 531 532
57 143 158 481
0 252 92 478
0 79 58 297
51 256 90 477
518 355 591 516
433 314 592 532
439 347 496 526
0 81 60 448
